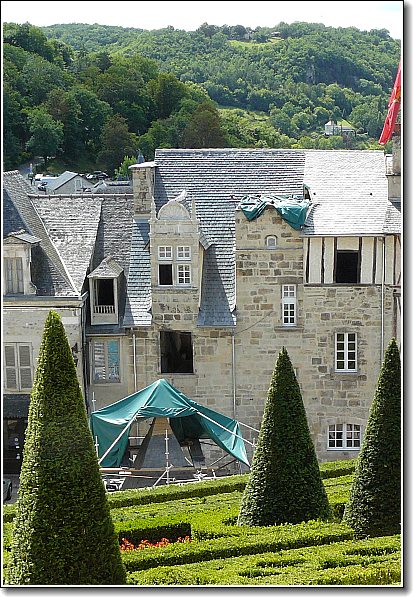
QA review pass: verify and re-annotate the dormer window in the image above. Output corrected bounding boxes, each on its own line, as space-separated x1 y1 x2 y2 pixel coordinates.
157 245 192 287
5 257 24 294
88 256 123 325
177 264 191 285
177 246 191 260
94 279 115 314
3 230 40 296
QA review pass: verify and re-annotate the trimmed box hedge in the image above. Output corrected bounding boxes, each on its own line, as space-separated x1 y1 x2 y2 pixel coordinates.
2 459 356 524
126 534 401 585
120 520 354 572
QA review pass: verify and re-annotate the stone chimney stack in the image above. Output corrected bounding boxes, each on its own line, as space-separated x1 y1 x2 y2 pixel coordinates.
386 124 401 201
129 161 156 218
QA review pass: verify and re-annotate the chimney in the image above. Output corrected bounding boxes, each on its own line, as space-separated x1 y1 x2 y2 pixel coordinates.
129 161 156 218
386 124 401 201
392 124 401 175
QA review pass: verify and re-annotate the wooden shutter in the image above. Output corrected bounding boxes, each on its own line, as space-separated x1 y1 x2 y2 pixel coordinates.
18 344 32 389
4 345 17 389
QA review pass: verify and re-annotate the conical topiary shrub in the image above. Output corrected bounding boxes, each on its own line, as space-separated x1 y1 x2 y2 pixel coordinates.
6 311 126 585
343 338 401 539
238 347 330 526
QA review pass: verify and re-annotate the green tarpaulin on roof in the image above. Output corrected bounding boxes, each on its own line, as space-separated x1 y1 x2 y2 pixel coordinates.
89 378 249 467
239 194 310 229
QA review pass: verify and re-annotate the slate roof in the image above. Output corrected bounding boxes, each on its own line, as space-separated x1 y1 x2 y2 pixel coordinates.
87 194 134 329
153 149 306 326
4 230 41 244
302 150 391 236
383 200 401 234
123 220 152 327
148 148 399 326
46 171 79 192
3 172 76 296
31 194 103 293
88 256 124 278
91 181 133 194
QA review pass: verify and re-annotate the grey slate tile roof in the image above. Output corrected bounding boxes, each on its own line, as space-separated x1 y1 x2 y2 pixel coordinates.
91 182 133 194
89 194 134 328
149 148 398 326
302 150 390 235
88 256 124 278
4 230 41 244
154 149 306 326
3 172 75 296
123 220 152 327
31 194 103 294
46 171 79 192
383 200 401 234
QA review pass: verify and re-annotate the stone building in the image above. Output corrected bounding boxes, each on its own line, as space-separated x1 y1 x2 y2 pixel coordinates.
2 148 401 473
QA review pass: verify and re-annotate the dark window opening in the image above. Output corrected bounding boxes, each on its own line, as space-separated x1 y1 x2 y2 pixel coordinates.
159 264 173 285
160 331 193 374
335 251 360 283
95 278 114 305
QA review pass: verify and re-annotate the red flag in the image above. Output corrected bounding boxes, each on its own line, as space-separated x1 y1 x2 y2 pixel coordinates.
379 62 401 145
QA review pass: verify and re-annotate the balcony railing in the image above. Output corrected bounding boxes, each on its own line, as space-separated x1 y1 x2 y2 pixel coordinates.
94 304 115 315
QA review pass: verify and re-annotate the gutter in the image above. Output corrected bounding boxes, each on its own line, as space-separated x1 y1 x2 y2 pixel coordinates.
232 330 236 419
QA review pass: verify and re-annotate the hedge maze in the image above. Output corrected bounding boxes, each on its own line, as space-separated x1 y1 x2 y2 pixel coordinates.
3 458 401 586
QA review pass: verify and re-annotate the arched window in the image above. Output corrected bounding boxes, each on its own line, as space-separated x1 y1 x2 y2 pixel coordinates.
266 235 277 248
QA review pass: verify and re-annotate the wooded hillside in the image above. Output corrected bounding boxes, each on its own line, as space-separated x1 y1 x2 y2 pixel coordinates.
3 21 400 173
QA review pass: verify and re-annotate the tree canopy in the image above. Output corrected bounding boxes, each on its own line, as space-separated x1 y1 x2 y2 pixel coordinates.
3 20 400 171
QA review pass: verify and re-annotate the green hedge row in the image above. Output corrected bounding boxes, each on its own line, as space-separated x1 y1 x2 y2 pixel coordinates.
110 490 243 523
2 460 356 523
120 520 354 572
126 534 401 585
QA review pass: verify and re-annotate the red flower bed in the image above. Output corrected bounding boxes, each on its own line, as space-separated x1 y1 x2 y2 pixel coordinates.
120 536 191 551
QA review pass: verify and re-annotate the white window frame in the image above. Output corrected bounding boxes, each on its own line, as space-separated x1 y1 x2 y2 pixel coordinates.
177 264 191 286
335 332 357 372
5 257 24 294
282 284 296 326
4 343 33 390
91 339 121 384
177 246 191 260
158 246 173 260
328 423 361 450
266 235 277 248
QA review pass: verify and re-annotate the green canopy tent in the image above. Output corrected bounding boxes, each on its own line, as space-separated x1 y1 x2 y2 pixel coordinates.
90 378 250 468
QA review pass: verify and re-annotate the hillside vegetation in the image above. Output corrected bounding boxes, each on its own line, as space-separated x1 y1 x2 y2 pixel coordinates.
3 21 400 172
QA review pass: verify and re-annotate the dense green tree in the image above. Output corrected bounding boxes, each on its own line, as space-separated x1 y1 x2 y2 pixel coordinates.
182 102 228 148
46 89 82 157
148 72 188 119
238 347 330 527
343 338 401 539
3 22 55 61
26 108 64 167
6 311 126 585
3 83 26 169
68 87 112 150
114 155 138 180
98 114 138 174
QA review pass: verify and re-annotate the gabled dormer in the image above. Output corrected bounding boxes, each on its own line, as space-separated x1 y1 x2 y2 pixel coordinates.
150 193 206 293
3 230 40 296
87 256 123 325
